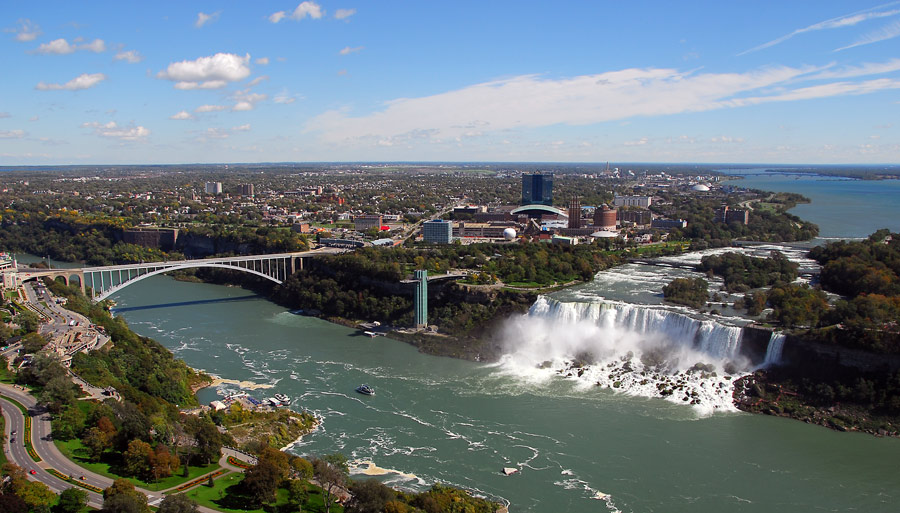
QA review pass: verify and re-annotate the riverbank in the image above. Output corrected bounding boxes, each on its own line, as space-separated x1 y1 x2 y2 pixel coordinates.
733 370 900 438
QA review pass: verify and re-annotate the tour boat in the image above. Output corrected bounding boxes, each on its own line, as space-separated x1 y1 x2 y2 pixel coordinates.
355 384 375 396
274 393 290 405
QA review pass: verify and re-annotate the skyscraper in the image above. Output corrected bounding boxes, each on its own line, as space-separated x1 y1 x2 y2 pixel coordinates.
521 173 553 206
568 195 581 229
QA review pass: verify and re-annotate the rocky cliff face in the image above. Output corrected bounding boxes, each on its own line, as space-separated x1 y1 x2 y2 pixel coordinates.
177 233 254 258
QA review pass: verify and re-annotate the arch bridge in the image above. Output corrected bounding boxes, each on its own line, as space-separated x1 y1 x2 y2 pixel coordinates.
16 249 341 301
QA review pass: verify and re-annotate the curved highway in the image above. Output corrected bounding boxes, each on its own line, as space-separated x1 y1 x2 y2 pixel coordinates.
1 387 105 509
1 384 234 511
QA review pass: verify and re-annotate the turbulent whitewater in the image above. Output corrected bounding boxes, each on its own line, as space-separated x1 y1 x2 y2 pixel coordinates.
498 296 753 414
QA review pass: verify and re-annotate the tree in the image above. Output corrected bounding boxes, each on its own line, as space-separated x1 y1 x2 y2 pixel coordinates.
289 455 314 479
39 375 79 413
192 418 222 465
83 426 111 461
17 480 56 513
242 459 282 507
0 324 13 345
123 439 153 480
53 405 87 441
157 493 199 513
346 479 396 513
313 454 349 513
56 487 89 513
102 493 151 513
16 310 41 333
257 447 290 480
102 479 149 513
287 478 309 509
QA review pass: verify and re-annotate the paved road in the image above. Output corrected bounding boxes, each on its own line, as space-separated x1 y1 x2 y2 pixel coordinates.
0 384 238 511
1 389 105 508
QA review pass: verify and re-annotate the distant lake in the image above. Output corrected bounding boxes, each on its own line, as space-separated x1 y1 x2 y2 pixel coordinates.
716 169 900 239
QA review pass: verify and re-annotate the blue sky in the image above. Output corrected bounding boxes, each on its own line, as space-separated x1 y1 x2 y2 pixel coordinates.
2 1 900 165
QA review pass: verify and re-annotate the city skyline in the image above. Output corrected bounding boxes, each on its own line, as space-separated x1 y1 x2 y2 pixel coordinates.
2 1 900 165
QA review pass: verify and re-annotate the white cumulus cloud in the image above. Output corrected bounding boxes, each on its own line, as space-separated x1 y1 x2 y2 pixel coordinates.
340 46 364 55
114 50 143 63
256 57 270 65
274 91 297 104
81 39 106 53
204 127 230 139
82 121 149 141
335 8 356 20
231 91 267 111
36 38 76 54
195 104 228 113
170 111 194 120
157 53 251 90
0 112 10 118
175 80 228 90
36 73 106 91
0 130 26 139
270 2 323 22
196 11 221 28
35 38 105 54
248 75 269 87
232 124 251 132
8 19 41 42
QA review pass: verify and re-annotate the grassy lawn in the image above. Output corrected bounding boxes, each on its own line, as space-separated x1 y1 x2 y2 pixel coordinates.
54 437 221 492
505 281 545 288
0 366 16 384
183 472 342 513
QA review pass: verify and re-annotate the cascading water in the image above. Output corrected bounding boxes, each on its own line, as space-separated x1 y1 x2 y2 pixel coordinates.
498 296 752 414
763 332 786 367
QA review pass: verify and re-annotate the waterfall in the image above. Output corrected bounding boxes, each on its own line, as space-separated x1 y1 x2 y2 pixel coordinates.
763 332 786 367
527 296 744 360
498 296 750 413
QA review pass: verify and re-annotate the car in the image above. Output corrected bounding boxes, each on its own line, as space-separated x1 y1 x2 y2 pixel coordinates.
29 470 36 475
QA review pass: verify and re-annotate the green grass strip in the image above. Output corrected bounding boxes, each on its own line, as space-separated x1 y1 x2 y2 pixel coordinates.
0 394 41 462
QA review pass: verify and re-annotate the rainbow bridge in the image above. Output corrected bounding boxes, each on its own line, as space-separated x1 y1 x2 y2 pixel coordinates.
14 248 343 301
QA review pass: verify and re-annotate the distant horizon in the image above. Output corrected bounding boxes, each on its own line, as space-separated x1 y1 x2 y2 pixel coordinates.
4 2 900 165
2 161 900 170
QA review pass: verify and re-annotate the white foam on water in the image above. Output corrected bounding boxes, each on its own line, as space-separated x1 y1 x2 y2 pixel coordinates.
497 297 753 414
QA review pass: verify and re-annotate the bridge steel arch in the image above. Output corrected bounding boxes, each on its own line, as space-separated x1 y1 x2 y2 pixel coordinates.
88 263 284 301
82 254 301 302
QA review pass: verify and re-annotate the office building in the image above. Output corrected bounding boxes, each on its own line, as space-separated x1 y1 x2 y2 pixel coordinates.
422 219 452 244
521 173 553 206
567 196 582 229
715 206 750 225
651 218 688 229
353 215 383 232
613 195 652 208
